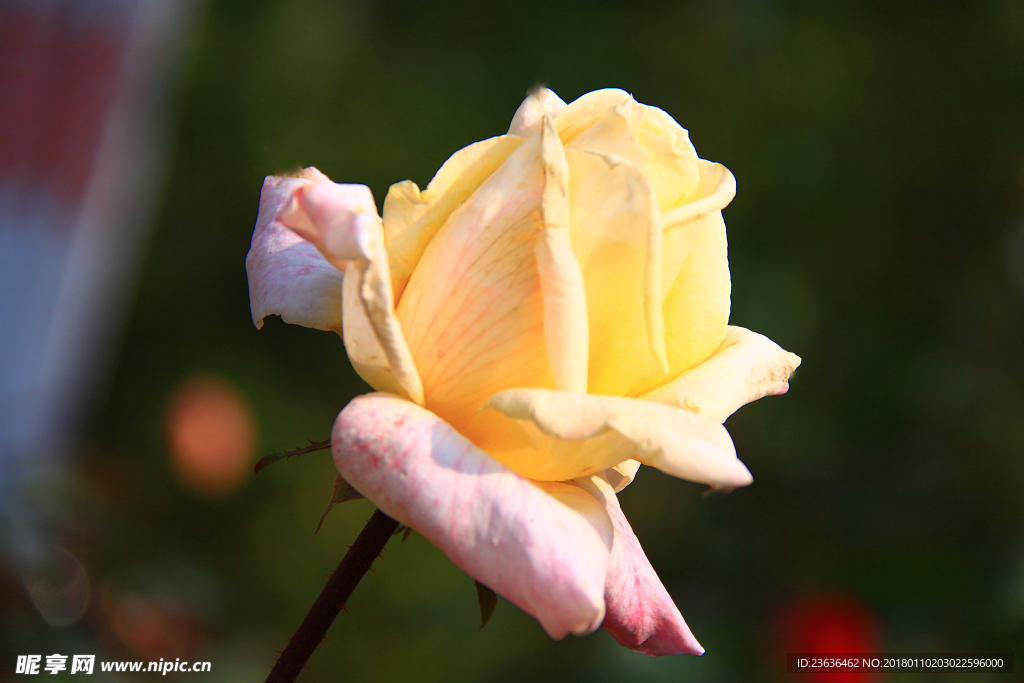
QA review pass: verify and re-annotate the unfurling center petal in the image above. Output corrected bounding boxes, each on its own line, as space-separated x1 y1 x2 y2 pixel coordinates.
395 118 589 430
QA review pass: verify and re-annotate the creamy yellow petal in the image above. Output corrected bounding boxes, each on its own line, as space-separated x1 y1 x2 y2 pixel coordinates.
659 161 736 295
565 150 667 395
661 160 736 231
397 125 565 431
463 405 640 482
630 102 700 210
558 99 724 396
603 459 641 492
341 258 423 403
508 87 567 137
479 389 752 486
634 104 698 159
383 135 524 301
536 119 589 393
554 88 633 144
564 99 635 157
603 160 737 398
643 326 802 423
277 182 423 403
660 208 731 378
564 99 700 213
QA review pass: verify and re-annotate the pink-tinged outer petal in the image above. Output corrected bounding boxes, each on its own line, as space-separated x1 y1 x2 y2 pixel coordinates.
643 326 802 423
577 475 704 656
528 479 614 551
277 182 379 266
276 182 424 404
508 87 567 137
245 170 342 331
332 393 610 639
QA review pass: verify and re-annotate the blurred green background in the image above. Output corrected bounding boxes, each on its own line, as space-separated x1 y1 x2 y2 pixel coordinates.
6 0 1024 680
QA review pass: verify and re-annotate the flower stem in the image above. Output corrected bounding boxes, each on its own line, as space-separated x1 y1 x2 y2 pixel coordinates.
265 509 400 683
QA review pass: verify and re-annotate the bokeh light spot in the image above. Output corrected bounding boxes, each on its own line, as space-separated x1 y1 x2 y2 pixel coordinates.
105 589 196 660
167 376 256 494
780 597 881 683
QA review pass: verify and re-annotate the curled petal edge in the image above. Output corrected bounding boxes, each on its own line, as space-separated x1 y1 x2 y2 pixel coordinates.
644 326 802 424
245 170 343 332
603 459 641 493
276 181 424 404
660 162 736 231
509 87 568 137
482 389 752 489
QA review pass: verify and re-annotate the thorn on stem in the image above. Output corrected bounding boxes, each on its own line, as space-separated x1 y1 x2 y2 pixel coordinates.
254 439 330 474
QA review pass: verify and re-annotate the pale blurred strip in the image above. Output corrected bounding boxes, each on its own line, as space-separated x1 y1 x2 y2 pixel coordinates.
0 0 200 570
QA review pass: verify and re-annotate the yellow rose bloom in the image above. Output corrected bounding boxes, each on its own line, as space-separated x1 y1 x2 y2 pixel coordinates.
247 88 800 653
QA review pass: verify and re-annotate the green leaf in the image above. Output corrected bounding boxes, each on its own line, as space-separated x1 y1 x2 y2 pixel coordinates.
254 439 330 474
314 474 364 533
475 580 497 630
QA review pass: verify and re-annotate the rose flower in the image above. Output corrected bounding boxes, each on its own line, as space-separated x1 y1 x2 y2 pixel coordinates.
246 88 800 655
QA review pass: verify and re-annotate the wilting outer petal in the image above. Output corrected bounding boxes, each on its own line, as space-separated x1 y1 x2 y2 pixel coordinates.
245 170 342 331
332 394 610 639
482 389 752 487
383 135 524 301
530 479 613 551
278 183 379 266
644 326 802 423
277 182 423 404
576 475 704 656
508 87 567 137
